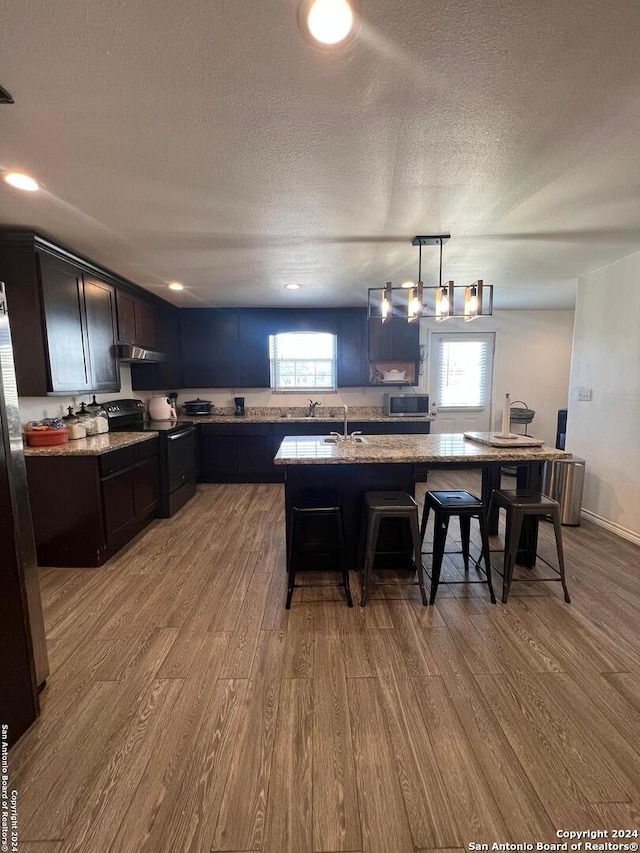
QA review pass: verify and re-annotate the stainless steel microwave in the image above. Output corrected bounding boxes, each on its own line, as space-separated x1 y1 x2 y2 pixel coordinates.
383 393 430 417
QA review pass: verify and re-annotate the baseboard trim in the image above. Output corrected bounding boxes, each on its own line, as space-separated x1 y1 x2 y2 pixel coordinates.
581 509 640 546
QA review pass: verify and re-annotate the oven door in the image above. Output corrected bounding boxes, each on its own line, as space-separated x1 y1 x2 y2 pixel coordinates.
166 426 196 494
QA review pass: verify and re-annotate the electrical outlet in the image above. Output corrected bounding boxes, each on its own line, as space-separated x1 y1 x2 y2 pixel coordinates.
576 387 592 401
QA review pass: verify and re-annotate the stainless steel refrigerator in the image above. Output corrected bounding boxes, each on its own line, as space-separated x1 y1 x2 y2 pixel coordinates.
0 279 49 743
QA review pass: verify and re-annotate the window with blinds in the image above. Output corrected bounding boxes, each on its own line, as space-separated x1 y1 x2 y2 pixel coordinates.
431 332 494 408
269 332 337 391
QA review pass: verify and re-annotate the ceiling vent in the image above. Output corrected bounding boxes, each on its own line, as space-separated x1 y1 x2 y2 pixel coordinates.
0 85 14 104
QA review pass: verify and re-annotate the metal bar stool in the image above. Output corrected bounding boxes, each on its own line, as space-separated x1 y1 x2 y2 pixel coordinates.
488 489 571 604
286 488 353 609
359 491 427 607
420 490 496 605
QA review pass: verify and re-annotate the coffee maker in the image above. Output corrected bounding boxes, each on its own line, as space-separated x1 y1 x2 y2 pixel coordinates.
234 397 245 417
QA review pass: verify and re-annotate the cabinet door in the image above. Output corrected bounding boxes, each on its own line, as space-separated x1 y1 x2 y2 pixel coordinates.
180 309 239 387
391 319 420 360
38 254 92 393
116 290 137 343
136 299 157 349
368 318 392 361
199 435 238 478
337 309 367 386
83 276 120 392
237 309 272 388
133 457 160 518
131 303 181 391
236 436 275 475
102 468 137 542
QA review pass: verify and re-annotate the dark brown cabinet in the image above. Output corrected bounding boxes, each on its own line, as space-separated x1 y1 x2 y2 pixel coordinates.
26 439 159 567
197 419 431 483
337 308 368 386
368 317 420 362
180 309 240 388
178 307 368 390
116 289 157 349
83 276 120 391
37 254 120 394
38 254 92 393
0 236 122 395
131 302 181 391
102 455 159 545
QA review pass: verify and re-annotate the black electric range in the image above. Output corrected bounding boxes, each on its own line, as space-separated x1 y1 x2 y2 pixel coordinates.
104 399 196 517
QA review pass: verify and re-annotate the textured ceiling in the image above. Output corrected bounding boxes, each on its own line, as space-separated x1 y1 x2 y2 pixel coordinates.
2 0 640 309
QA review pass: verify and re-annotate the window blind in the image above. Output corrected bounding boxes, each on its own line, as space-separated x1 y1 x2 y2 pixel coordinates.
269 332 337 391
432 333 493 408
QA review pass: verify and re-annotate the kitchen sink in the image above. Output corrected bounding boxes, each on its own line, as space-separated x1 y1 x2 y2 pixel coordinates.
323 435 368 444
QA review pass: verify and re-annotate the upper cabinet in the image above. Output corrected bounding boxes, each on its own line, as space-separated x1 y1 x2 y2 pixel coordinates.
130 302 181 391
0 232 174 396
337 308 368 387
368 317 420 362
116 289 157 349
180 309 241 388
83 276 120 391
38 254 120 394
9 251 119 395
179 307 367 390
38 254 92 393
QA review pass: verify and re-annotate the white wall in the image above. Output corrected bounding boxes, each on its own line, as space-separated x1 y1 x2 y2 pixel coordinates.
420 310 575 446
18 363 135 425
567 253 640 542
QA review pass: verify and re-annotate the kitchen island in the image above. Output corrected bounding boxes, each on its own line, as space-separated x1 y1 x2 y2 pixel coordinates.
274 433 570 570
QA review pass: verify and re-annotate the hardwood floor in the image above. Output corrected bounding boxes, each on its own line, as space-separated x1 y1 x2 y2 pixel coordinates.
9 474 640 852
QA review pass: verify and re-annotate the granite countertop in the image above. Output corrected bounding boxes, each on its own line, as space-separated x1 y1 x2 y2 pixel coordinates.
274 433 572 465
181 414 435 424
23 432 158 457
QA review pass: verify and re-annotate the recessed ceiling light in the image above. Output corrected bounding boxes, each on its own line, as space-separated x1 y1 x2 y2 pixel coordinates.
3 171 40 192
168 281 184 291
284 283 302 290
306 0 354 45
401 280 415 289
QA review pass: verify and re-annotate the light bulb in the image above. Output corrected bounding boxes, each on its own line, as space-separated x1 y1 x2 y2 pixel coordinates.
307 0 354 45
168 282 184 291
4 171 40 192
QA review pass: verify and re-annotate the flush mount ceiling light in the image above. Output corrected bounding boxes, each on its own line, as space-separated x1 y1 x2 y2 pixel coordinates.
284 282 302 290
168 281 184 291
3 171 40 192
300 0 360 49
368 235 493 323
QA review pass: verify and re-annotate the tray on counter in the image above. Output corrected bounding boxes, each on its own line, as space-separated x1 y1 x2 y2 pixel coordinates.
464 431 545 447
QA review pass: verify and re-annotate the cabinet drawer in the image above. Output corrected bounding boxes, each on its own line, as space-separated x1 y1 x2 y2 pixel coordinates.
99 439 158 477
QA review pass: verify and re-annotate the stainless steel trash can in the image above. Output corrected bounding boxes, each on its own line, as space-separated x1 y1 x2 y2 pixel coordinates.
542 456 586 526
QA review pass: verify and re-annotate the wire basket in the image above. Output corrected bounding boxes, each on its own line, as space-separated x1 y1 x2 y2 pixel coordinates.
510 400 535 424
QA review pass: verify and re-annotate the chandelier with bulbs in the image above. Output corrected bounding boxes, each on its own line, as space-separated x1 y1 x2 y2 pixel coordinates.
368 235 493 323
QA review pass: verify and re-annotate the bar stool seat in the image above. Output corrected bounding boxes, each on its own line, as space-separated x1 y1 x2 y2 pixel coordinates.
286 488 353 609
359 491 427 607
488 489 571 604
420 490 496 605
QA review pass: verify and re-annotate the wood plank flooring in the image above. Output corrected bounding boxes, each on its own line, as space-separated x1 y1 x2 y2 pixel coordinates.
8 474 640 852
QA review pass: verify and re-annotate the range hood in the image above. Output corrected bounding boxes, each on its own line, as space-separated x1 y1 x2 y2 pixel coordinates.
117 343 166 363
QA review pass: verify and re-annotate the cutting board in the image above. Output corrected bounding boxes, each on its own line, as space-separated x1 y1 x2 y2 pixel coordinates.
464 431 545 447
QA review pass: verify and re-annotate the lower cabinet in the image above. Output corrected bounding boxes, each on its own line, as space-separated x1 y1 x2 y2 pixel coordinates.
197 420 431 483
26 439 159 567
199 424 276 482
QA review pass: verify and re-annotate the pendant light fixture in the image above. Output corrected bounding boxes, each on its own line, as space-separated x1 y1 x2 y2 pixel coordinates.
368 235 493 323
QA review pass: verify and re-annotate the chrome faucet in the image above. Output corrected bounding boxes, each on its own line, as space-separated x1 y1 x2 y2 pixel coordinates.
343 404 348 439
308 399 321 417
